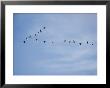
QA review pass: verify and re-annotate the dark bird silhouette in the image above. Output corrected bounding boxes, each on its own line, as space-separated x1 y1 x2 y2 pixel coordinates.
35 34 36 36
24 41 26 43
38 32 39 34
79 43 82 45
73 40 75 43
43 41 46 43
36 39 37 41
40 30 42 32
64 40 66 43
91 42 94 45
87 41 88 44
29 35 31 38
43 27 46 29
69 41 71 44
52 41 54 44
26 37 28 40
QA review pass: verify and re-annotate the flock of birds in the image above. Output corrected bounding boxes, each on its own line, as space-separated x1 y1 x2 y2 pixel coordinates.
23 25 95 46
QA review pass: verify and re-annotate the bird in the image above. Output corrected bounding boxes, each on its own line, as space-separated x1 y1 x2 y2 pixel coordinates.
64 40 66 43
26 37 28 40
29 35 31 38
52 41 54 44
69 41 71 44
43 41 46 43
73 40 75 43
87 41 88 44
79 43 82 45
40 30 42 32
91 42 94 45
36 39 37 41
38 32 39 34
43 27 46 29
23 41 26 43
35 34 36 36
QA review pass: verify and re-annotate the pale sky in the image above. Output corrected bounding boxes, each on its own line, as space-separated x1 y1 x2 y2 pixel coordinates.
13 13 97 75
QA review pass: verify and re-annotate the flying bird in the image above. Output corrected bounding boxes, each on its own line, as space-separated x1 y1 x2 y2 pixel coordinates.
40 30 42 32
36 39 37 41
79 43 82 45
28 35 31 38
64 40 66 43
43 41 46 43
23 41 26 43
38 32 39 34
87 41 88 44
69 41 71 44
43 27 46 29
35 34 36 36
52 41 54 44
26 37 28 40
73 40 75 43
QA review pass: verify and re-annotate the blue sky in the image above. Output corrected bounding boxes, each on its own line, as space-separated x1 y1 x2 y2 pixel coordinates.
13 13 97 75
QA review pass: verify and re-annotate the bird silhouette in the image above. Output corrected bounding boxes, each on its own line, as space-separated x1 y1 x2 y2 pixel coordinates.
38 32 39 34
64 40 66 43
79 43 82 45
35 34 36 36
43 41 46 43
52 41 54 44
26 37 28 40
29 35 31 38
87 41 88 44
73 40 75 43
24 41 26 43
40 30 42 32
69 41 71 44
91 42 94 45
36 39 37 41
43 27 46 29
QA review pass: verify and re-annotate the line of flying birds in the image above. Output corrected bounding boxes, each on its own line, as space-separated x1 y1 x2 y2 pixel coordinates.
23 26 94 46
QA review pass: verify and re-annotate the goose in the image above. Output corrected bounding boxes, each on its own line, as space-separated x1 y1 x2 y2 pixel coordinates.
29 35 31 38
24 41 26 43
40 30 42 32
64 40 66 43
43 41 46 43
69 41 71 44
26 37 28 40
52 41 54 44
36 39 37 41
73 40 75 43
79 43 82 45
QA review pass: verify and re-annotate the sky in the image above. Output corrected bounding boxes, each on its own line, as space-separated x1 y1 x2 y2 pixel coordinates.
13 13 97 75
